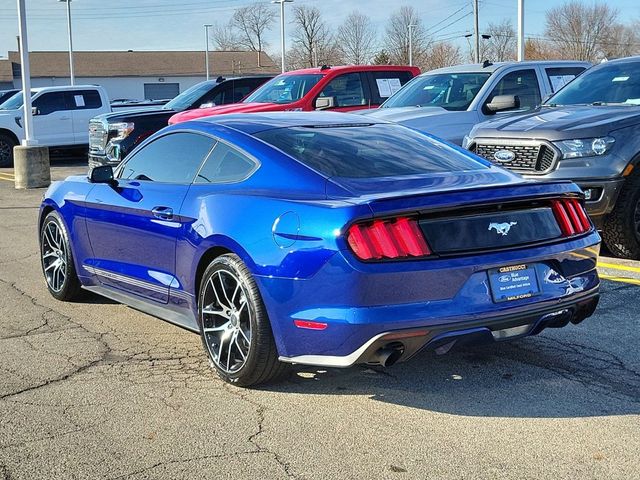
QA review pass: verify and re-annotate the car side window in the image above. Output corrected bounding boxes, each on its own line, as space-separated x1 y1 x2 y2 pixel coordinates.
545 67 586 92
199 84 231 107
232 80 258 103
318 73 367 108
487 69 541 111
118 132 216 183
33 92 68 115
68 90 103 110
195 142 258 184
369 71 414 104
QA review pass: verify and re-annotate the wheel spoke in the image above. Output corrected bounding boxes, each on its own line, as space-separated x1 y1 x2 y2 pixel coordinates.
47 224 61 249
44 226 56 249
231 281 241 306
202 306 227 318
44 261 58 272
235 336 246 361
238 326 250 344
203 321 231 333
226 332 233 371
218 271 234 309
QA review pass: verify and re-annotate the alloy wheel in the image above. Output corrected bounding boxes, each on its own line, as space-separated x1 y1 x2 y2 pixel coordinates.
41 221 68 293
201 270 252 373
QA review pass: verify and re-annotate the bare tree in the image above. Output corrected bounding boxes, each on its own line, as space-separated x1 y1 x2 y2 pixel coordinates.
600 22 640 59
231 2 276 65
211 21 242 51
424 42 462 70
524 38 558 60
484 20 517 62
336 12 377 65
384 6 430 66
545 1 618 61
289 5 340 68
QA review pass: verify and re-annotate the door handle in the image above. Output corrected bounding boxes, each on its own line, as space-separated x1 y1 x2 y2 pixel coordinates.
152 206 173 220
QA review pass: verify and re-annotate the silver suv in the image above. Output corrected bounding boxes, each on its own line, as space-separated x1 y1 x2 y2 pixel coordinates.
360 61 589 145
466 56 640 259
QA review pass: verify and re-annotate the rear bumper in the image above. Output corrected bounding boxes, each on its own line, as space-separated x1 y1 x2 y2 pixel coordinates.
278 291 599 367
257 231 601 362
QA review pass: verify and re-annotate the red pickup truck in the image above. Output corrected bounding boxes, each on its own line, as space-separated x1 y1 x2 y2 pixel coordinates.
169 65 420 124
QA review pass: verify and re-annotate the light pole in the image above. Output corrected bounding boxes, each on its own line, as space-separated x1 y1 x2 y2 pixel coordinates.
407 24 416 66
58 0 74 85
271 0 293 73
16 0 34 145
204 24 212 81
517 0 525 61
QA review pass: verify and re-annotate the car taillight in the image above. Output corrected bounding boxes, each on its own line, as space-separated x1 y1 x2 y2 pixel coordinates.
347 217 431 260
551 198 592 236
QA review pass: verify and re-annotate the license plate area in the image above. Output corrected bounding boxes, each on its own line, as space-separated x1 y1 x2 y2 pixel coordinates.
488 264 540 303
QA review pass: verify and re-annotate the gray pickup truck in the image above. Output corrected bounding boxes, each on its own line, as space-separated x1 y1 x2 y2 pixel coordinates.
360 60 589 145
466 55 640 259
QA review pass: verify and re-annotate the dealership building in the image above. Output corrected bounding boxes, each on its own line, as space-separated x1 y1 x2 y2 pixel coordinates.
0 49 278 101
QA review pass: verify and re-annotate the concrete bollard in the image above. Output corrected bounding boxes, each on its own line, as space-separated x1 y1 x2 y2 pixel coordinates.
13 146 51 189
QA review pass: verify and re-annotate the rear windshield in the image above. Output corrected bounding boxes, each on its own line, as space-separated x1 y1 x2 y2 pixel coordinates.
254 124 486 178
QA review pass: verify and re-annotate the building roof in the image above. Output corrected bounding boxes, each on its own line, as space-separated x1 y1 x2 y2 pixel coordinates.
5 50 278 78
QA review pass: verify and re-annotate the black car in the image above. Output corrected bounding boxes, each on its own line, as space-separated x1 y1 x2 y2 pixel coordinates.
0 89 19 106
88 75 273 168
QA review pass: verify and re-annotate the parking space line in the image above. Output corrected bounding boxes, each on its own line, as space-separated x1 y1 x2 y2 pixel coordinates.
0 172 15 182
599 273 640 286
597 261 640 274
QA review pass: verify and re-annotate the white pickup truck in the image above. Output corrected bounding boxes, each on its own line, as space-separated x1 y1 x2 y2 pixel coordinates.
0 85 110 167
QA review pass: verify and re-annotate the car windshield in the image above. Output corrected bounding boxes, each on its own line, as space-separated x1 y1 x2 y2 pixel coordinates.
254 123 486 178
0 91 34 110
243 74 323 105
164 81 215 111
381 73 491 111
548 61 640 106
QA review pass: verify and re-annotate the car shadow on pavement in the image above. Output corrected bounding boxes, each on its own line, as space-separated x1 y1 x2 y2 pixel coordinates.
266 335 640 418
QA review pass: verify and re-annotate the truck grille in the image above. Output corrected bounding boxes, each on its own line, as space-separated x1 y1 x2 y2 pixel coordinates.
89 119 108 153
471 140 558 174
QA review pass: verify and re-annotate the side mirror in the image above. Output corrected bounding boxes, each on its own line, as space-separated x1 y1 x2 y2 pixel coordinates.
315 96 335 110
485 94 519 113
89 165 116 187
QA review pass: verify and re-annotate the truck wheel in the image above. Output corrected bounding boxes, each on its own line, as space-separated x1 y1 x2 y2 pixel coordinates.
0 133 17 168
602 170 640 259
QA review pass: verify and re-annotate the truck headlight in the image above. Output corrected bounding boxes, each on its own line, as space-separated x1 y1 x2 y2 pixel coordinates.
554 136 615 159
108 122 134 142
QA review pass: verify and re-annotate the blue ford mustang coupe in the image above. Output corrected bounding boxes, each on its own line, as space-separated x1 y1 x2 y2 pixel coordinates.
39 112 601 386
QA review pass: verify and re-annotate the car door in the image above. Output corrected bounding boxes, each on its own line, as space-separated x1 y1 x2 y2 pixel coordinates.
480 68 543 120
70 89 106 144
314 72 370 112
32 91 74 146
84 132 216 303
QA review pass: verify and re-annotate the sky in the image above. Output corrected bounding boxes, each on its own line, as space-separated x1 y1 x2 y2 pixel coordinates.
0 0 638 58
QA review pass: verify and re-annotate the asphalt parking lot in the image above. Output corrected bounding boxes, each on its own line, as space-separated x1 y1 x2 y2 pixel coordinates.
0 160 639 480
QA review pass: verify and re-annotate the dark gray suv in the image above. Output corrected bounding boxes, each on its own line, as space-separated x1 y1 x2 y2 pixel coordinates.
466 56 640 259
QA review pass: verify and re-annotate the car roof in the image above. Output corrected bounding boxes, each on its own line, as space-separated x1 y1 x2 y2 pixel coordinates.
425 60 590 75
31 84 103 93
598 55 640 65
283 65 418 76
191 111 389 134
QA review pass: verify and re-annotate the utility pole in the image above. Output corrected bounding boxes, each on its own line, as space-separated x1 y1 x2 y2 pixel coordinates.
59 0 75 85
517 0 525 61
204 24 212 80
408 24 416 66
473 0 480 63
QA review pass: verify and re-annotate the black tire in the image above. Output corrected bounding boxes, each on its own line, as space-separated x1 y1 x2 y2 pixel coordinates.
0 133 17 168
197 254 289 387
602 169 640 259
39 211 83 301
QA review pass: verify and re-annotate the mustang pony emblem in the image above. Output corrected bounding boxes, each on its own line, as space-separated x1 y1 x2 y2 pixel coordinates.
489 222 518 236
